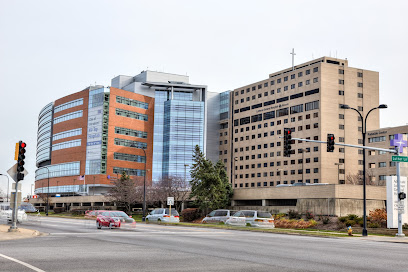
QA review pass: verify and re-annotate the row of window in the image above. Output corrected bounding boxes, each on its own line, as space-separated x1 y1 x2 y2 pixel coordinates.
113 167 145 176
35 161 80 181
235 84 319 105
52 139 81 151
54 110 83 124
236 67 319 95
235 157 319 168
53 128 82 141
235 168 320 179
369 161 397 168
116 96 149 110
114 152 146 163
54 98 83 113
115 127 147 139
114 138 147 149
236 179 319 188
234 101 319 126
116 108 148 121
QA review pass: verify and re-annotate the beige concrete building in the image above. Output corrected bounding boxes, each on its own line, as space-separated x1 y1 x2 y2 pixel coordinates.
367 125 408 184
219 57 385 215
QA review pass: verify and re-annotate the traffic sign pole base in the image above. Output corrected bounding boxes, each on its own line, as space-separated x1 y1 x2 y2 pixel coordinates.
8 228 19 232
396 233 406 237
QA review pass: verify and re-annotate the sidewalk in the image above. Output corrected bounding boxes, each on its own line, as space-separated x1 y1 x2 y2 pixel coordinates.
353 235 408 244
0 224 43 241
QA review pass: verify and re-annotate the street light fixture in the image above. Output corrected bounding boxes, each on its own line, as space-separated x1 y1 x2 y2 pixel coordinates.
0 174 10 202
340 103 387 236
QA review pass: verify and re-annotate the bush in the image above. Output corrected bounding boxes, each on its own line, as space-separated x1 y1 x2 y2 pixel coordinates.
181 208 201 222
305 211 315 220
347 214 359 221
275 218 317 229
71 209 87 216
368 222 380 228
338 216 348 223
273 213 286 220
403 223 408 230
368 209 387 228
53 207 66 214
321 216 330 224
288 209 301 219
345 219 356 227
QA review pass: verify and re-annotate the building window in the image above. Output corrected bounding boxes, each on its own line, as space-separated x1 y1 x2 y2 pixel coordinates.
358 82 363 87
339 137 345 143
115 127 147 139
114 138 147 149
379 175 386 181
298 82 303 87
114 152 146 163
313 67 318 72
339 69 344 74
313 77 318 83
339 148 345 153
284 86 288 91
54 98 84 113
52 139 81 151
339 125 344 130
291 74 295 79
113 167 145 177
54 110 83 124
306 80 310 85
298 72 303 77
306 69 310 75
358 93 363 98
284 76 288 82
339 90 344 96
116 108 148 121
339 114 344 119
357 72 363 77
53 128 82 141
339 79 344 85
379 162 386 168
116 96 149 109
369 136 386 143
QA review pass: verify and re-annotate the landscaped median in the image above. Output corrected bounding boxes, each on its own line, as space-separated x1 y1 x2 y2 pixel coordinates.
0 224 44 241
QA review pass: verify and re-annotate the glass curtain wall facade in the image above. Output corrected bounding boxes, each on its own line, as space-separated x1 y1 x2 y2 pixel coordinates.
37 102 54 166
152 90 205 181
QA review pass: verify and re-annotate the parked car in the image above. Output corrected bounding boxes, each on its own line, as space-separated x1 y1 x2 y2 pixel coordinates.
18 203 38 213
202 209 237 224
226 210 274 228
145 208 179 223
0 203 28 223
96 211 135 229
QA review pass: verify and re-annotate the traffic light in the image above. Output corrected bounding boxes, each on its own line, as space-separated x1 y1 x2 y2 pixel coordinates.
284 128 292 157
327 134 335 152
16 141 26 181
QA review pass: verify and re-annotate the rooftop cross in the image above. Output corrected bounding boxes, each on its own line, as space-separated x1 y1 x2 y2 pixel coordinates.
290 48 296 71
390 134 407 154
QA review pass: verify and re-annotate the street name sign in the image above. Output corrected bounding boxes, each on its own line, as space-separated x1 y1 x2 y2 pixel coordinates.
392 156 408 162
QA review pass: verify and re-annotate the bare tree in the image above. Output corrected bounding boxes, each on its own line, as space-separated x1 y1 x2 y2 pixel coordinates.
108 172 139 214
346 170 375 185
155 176 191 211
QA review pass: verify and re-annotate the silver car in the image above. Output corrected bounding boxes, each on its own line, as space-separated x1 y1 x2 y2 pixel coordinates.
202 209 237 224
226 210 275 228
145 208 180 223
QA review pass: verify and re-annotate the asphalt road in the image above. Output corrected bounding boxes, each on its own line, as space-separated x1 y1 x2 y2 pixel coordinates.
0 216 407 272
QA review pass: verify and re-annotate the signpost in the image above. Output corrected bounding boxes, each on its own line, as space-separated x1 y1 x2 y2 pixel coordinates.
167 197 174 217
390 134 408 237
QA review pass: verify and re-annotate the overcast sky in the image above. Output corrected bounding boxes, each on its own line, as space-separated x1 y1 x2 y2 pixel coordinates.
0 0 407 197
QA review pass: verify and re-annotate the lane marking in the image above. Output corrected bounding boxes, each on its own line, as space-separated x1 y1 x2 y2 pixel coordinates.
0 253 45 272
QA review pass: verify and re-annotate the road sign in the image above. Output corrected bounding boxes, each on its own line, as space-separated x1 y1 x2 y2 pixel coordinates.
7 163 28 182
392 156 408 162
167 197 174 206
398 202 405 214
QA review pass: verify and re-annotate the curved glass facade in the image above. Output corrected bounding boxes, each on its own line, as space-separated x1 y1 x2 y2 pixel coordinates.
35 161 80 181
36 102 53 166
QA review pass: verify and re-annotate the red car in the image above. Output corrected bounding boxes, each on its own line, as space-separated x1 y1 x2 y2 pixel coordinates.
96 211 135 229
85 210 108 219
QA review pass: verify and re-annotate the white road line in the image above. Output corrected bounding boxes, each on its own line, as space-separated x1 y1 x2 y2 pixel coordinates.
0 253 45 272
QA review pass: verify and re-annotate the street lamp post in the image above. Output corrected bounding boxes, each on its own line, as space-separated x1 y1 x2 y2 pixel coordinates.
341 104 387 236
0 174 10 202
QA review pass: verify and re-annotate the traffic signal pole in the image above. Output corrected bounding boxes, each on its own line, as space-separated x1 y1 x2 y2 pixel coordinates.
10 141 26 232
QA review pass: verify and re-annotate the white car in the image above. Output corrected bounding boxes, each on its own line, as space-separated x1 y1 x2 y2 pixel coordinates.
146 208 180 223
202 209 237 224
0 204 28 223
226 210 274 228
